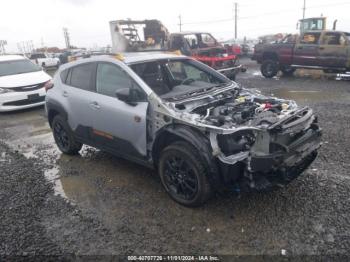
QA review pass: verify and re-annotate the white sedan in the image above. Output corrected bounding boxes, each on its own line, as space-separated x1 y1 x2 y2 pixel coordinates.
0 55 51 112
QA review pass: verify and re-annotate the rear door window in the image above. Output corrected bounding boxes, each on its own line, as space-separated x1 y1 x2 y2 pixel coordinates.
323 32 343 45
68 63 95 91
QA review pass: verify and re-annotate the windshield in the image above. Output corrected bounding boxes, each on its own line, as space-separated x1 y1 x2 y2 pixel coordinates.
30 53 46 59
131 59 231 100
0 59 41 77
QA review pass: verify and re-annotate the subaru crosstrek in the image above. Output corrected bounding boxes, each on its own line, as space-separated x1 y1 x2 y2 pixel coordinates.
45 53 321 206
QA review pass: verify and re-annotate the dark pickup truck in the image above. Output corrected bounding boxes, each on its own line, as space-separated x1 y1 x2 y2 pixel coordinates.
253 30 350 78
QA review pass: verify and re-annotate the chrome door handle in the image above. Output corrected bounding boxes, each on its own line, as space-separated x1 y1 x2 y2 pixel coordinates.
90 101 100 109
62 91 69 97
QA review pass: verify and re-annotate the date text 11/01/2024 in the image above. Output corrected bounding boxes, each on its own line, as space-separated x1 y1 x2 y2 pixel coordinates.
127 255 220 261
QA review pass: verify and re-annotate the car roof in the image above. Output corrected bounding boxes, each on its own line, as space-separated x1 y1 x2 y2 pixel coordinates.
121 52 187 64
0 55 27 62
63 52 188 67
303 30 350 34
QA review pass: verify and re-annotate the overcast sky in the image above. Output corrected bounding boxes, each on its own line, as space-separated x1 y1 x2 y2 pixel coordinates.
1 0 350 52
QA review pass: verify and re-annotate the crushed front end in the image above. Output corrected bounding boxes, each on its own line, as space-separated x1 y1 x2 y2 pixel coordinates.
211 106 321 191
207 91 321 191
166 85 322 192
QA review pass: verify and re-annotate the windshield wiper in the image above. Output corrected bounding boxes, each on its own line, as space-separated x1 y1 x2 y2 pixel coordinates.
191 82 230 95
169 83 233 101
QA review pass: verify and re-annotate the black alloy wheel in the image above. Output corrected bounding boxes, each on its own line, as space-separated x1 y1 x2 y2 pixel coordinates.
163 156 198 201
53 121 70 151
159 141 212 207
52 115 82 155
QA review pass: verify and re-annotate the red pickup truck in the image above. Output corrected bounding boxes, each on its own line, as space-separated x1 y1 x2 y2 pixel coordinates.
168 32 244 80
252 30 350 78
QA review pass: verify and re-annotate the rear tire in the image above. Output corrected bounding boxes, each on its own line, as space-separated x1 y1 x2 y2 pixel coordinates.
261 59 279 78
158 141 212 207
52 115 82 155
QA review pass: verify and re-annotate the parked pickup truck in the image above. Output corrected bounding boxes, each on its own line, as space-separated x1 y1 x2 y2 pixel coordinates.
29 53 60 69
168 32 244 80
252 30 350 78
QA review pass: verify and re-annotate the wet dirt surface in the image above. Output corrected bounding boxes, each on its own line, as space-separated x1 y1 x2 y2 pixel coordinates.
1 58 350 256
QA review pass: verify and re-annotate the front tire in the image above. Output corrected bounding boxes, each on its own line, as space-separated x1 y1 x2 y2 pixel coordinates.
52 115 82 155
158 141 212 207
261 59 279 78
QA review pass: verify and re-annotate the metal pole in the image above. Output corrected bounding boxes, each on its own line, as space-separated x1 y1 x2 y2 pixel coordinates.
303 0 306 19
178 15 182 32
234 2 238 39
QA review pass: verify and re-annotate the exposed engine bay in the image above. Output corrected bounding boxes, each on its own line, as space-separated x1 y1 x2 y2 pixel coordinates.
161 84 322 191
171 86 298 129
196 92 292 128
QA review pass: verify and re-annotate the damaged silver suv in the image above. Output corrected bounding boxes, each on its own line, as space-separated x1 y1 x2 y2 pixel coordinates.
46 53 321 206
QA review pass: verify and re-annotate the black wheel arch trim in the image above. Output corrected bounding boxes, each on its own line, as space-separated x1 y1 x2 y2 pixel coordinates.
46 99 68 127
152 124 223 190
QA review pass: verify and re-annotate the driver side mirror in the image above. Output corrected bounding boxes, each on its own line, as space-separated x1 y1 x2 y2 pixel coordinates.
115 88 144 106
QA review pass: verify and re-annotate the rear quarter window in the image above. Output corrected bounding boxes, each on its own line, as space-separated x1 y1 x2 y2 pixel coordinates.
60 69 69 83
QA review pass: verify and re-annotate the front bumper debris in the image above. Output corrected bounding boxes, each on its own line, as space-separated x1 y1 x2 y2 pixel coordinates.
250 124 322 173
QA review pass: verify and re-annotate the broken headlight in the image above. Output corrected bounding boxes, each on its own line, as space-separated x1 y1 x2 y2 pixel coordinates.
217 131 255 155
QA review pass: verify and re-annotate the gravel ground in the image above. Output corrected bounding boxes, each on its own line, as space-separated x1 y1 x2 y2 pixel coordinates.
0 142 118 257
1 59 350 258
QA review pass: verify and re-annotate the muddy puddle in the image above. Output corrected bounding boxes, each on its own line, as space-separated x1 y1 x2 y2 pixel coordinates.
0 108 159 206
